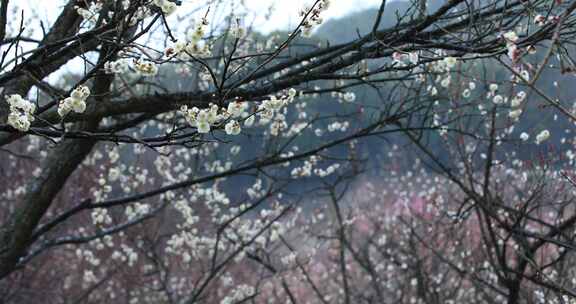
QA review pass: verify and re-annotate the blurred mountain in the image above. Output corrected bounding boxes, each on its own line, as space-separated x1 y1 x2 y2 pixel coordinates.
315 0 446 43
311 2 576 167
143 2 576 197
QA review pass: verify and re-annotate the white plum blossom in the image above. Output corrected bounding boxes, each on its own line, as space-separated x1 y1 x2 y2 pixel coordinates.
519 70 530 81
128 6 152 26
153 0 177 15
511 92 526 108
443 56 458 69
91 208 112 226
314 163 341 177
220 284 256 304
261 95 286 112
342 92 356 102
58 85 91 117
5 94 35 131
227 101 248 117
534 15 546 26
516 91 527 100
299 0 330 37
196 120 210 133
125 203 150 221
104 59 130 74
392 52 420 66
492 95 504 105
503 31 519 43
180 103 231 134
409 52 419 65
164 20 212 60
440 76 451 88
489 83 498 93
255 91 297 125
206 104 221 124
188 19 208 42
535 130 550 145
161 2 177 15
71 85 90 100
166 40 187 57
243 115 255 127
520 132 530 141
508 109 522 120
58 97 85 116
230 145 241 155
502 31 521 62
225 120 241 135
230 19 245 38
134 60 158 76
184 42 212 58
392 52 407 65
75 2 102 24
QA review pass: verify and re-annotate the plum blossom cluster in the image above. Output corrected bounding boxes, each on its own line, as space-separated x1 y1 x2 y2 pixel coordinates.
393 51 457 70
76 248 101 267
258 88 297 123
179 89 298 136
58 85 90 117
91 207 112 226
255 89 299 136
164 19 211 59
165 185 263 263
111 244 139 267
133 59 159 76
227 100 249 118
224 120 241 135
331 91 356 103
443 56 458 69
220 285 256 304
125 202 151 221
104 58 158 77
75 2 103 24
291 156 320 178
226 202 290 250
535 129 550 145
327 121 350 132
180 104 229 134
478 84 545 144
424 55 458 96
508 91 526 120
246 179 265 200
501 31 531 81
392 51 419 66
152 0 177 15
313 163 341 177
103 58 131 74
534 14 560 27
299 0 330 37
229 17 245 39
461 81 476 98
503 31 521 63
5 94 35 132
127 5 154 26
487 83 507 106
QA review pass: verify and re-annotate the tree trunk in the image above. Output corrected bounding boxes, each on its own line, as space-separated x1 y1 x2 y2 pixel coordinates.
0 121 98 278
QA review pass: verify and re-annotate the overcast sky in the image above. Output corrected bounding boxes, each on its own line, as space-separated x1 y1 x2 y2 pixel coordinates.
240 0 383 31
22 0 384 34
15 0 384 82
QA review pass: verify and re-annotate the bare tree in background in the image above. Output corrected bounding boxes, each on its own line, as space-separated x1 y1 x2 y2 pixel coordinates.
1 0 576 303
